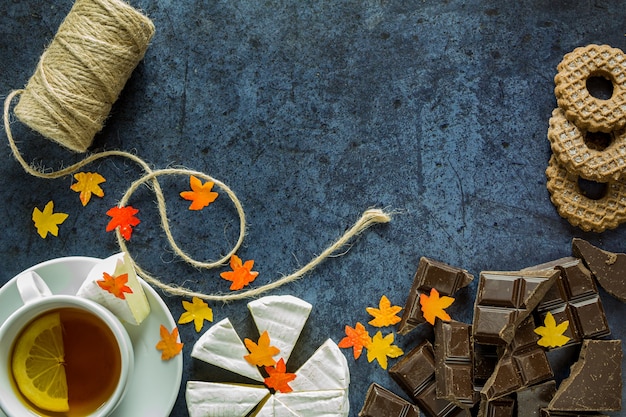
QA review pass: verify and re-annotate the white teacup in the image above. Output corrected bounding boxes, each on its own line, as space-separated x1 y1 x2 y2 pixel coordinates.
0 271 134 417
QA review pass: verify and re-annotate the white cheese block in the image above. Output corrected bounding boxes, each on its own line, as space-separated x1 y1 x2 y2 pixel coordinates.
191 318 265 382
274 390 349 417
76 252 150 325
248 295 312 363
252 395 300 417
186 381 269 417
289 339 350 392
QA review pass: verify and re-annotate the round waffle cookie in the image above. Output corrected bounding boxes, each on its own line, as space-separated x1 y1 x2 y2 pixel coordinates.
554 44 626 133
547 107 626 182
546 155 626 232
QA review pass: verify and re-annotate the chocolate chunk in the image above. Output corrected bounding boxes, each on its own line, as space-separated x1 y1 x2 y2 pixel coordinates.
540 410 609 417
397 257 474 335
473 343 500 386
481 317 553 401
477 396 515 417
532 257 610 346
389 340 468 417
434 320 478 409
472 269 559 345
572 238 626 302
358 383 420 417
516 380 556 417
548 339 622 412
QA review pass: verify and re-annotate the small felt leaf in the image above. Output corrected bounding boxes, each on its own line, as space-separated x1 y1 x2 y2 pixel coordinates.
180 175 219 210
366 331 403 370
366 295 403 327
244 330 280 367
70 172 106 206
419 288 454 325
220 255 259 290
32 201 68 239
156 325 184 360
264 358 296 393
534 312 571 348
338 322 372 359
178 296 213 332
97 272 133 300
105 205 140 241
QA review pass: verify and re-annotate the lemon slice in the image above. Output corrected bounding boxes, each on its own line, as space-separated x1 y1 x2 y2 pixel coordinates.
11 312 69 412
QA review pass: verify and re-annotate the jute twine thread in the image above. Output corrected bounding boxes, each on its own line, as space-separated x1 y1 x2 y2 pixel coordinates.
4 91 392 301
14 0 155 153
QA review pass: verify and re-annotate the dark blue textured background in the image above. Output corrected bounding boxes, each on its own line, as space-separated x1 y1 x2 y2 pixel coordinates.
1 1 626 416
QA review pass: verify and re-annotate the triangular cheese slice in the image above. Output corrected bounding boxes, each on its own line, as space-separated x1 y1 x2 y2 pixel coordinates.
248 295 312 363
191 318 264 382
274 390 349 417
289 339 349 392
253 395 300 417
186 381 269 417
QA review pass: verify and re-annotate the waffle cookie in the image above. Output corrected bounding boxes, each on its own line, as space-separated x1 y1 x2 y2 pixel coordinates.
554 44 626 133
547 107 626 182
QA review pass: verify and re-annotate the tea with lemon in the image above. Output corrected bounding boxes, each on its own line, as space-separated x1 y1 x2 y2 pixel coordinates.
9 307 121 416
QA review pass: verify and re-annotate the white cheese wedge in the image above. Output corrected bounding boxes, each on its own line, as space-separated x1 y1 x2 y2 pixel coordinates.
186 381 269 417
289 339 349 392
274 390 349 417
191 318 265 382
252 395 300 417
247 295 312 364
76 252 150 325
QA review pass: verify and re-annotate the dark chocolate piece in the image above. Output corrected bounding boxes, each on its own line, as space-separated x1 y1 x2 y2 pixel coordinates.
540 410 609 417
389 341 468 417
358 383 420 417
477 396 515 417
472 269 559 345
516 380 556 417
473 343 499 386
572 238 626 302
548 339 622 412
434 320 478 409
481 317 553 401
397 257 473 335
531 257 610 346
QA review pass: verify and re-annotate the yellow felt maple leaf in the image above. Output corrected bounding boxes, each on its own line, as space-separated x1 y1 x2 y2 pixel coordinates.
338 322 372 359
366 295 403 327
244 330 280 367
32 201 69 238
180 175 219 210
534 312 570 348
220 255 259 290
70 172 106 206
155 325 184 360
366 331 403 369
419 288 454 325
178 296 214 332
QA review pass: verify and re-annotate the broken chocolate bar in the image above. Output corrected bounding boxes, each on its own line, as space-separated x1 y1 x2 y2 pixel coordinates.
358 383 420 417
540 410 609 417
389 340 468 417
572 238 626 302
548 339 622 412
434 320 477 409
472 269 559 345
477 396 515 417
533 257 610 346
517 380 556 417
481 316 553 401
397 257 473 335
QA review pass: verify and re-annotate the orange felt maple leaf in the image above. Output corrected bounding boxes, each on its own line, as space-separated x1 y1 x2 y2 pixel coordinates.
97 272 133 299
338 322 372 359
264 358 296 393
105 205 140 241
70 172 106 206
155 325 184 361
366 295 403 327
220 255 259 290
180 175 219 210
244 330 280 367
419 288 454 325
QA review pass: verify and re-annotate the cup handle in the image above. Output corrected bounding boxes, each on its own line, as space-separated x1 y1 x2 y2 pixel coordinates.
16 271 53 304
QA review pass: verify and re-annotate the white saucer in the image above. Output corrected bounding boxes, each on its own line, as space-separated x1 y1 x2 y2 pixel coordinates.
0 257 183 417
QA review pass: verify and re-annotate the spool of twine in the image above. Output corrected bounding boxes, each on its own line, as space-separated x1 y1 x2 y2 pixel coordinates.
14 0 155 153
